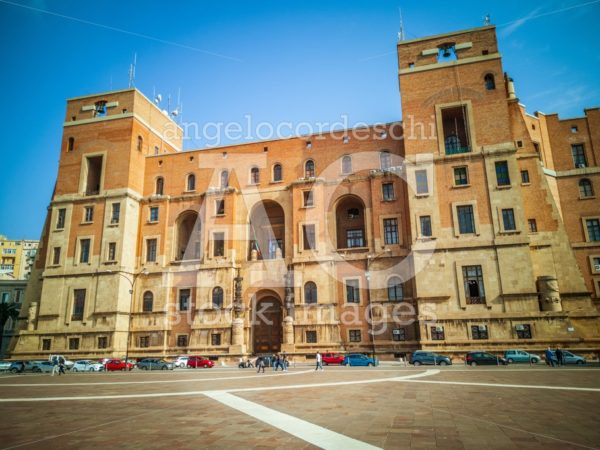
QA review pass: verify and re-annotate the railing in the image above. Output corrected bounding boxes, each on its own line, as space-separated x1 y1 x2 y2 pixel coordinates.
466 296 486 305
445 146 471 155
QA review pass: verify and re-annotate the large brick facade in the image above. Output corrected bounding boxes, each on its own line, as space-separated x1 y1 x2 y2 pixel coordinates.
10 25 600 361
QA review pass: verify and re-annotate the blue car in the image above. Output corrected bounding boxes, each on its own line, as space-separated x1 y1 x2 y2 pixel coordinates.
342 353 378 367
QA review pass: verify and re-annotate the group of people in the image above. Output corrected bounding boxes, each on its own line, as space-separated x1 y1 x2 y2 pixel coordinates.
545 347 565 367
255 353 290 373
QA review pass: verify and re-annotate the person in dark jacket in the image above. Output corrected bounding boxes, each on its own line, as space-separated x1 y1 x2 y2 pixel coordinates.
555 348 564 366
545 347 556 367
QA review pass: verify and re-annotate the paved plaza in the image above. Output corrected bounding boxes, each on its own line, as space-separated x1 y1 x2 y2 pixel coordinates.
0 364 599 449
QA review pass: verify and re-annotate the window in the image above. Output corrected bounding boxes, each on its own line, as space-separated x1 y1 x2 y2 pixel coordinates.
415 170 428 194
342 155 352 174
304 282 317 304
177 335 188 347
521 170 530 184
346 279 360 303
15 289 22 303
179 289 191 311
303 224 316 250
454 167 469 186
143 291 153 312
107 242 117 261
303 190 314 207
273 164 282 182
484 73 495 90
72 289 86 320
84 155 103 195
155 177 164 195
213 232 225 257
69 338 80 350
94 101 107 117
305 160 315 178
154 146 159 156
571 125 578 133
528 219 538 233
211 334 222 346
382 183 394 201
220 170 229 188
349 329 362 342
516 140 523 148
98 337 108 349
56 208 66 229
457 205 475 234
471 325 488 340
212 287 224 308
250 167 260 184
516 324 532 339
137 135 143 152
67 137 75 152
572 144 587 168
586 219 600 242
392 328 406 341
579 179 594 198
346 229 364 248
420 216 432 237
149 206 159 222
495 161 510 186
215 199 225 215
380 151 391 171
383 218 399 245
139 336 150 348
592 256 600 272
306 330 317 343
111 203 120 224
146 239 157 262
42 339 51 351
502 208 516 231
52 247 61 265
79 239 91 263
348 208 360 219
187 174 196 191
387 277 404 301
84 206 94 223
463 265 485 304
442 105 470 154
431 326 445 340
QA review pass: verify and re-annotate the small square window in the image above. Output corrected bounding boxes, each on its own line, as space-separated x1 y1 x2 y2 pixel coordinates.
521 170 530 184
516 324 532 339
215 199 225 216
453 167 469 186
528 219 538 233
431 326 445 340
149 207 159 222
471 325 488 340
69 338 80 350
177 335 188 347
303 191 314 207
42 339 51 351
571 125 578 133
306 330 317 343
516 140 523 148
382 183 395 201
211 333 222 346
84 206 94 223
392 328 406 341
349 329 361 342
139 336 150 348
98 337 108 349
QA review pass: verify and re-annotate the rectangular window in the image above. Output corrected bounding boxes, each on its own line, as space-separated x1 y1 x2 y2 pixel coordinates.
98 337 108 349
177 335 188 347
79 239 91 263
345 279 360 303
111 203 120 224
84 206 94 223
215 199 225 216
382 182 395 201
179 289 191 311
415 170 428 194
85 155 103 195
213 232 225 257
457 205 475 234
56 208 66 229
42 339 51 351
495 161 510 186
72 289 86 320
69 338 80 350
502 208 516 231
383 218 399 245
420 216 432 237
453 167 469 186
149 206 159 222
516 324 532 339
346 229 364 248
303 224 316 250
528 219 538 233
431 326 445 340
392 328 406 341
571 144 587 168
211 333 222 346
586 219 600 242
471 325 488 340
592 257 600 272
107 242 116 261
442 105 470 154
303 191 314 207
15 289 22 303
463 265 485 304
520 170 530 184
349 329 362 342
146 239 157 262
305 330 317 343
139 336 150 348
52 247 61 265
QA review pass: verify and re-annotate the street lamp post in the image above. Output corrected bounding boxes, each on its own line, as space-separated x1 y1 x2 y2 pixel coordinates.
365 249 391 362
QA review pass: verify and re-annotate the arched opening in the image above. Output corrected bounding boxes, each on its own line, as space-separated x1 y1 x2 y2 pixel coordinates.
252 295 283 354
380 151 391 170
175 210 201 261
335 195 367 249
484 73 496 90
304 282 317 304
220 170 229 188
387 277 404 301
305 159 315 178
342 155 352 174
142 291 153 312
579 178 594 198
273 163 282 182
212 287 224 309
250 166 260 184
137 135 143 152
187 174 196 191
67 137 75 152
155 177 164 196
248 200 285 260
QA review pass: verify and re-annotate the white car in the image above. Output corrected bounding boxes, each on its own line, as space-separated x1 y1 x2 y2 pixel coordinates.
71 360 105 372
0 360 12 371
173 356 189 368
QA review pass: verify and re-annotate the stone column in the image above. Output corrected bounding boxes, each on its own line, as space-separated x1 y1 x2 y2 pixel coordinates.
281 315 295 352
27 302 37 331
229 318 246 354
537 276 562 312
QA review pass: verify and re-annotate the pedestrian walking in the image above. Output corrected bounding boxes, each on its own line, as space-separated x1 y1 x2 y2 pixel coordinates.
51 356 59 376
315 351 324 371
282 353 288 372
545 347 556 367
256 356 265 373
556 348 564 366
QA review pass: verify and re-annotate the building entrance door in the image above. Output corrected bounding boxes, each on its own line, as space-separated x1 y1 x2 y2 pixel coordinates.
252 297 282 354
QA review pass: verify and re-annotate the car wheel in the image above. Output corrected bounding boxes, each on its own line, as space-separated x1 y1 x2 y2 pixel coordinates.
507 358 514 364
470 361 477 367
33 367 41 373
367 363 373 367
413 361 421 366
9 368 18 374
88 368 95 372
161 366 167 370
576 360 584 365
531 358 539 364
439 361 448 366
72 368 78 372
203 364 208 368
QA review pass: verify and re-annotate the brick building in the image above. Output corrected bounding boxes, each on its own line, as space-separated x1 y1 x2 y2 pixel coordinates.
9 25 600 361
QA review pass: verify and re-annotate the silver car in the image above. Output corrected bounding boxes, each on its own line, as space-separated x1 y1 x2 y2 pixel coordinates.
32 361 56 373
72 360 105 372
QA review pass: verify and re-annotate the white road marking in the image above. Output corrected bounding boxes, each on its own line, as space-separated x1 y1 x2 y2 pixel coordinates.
398 379 600 392
204 390 381 450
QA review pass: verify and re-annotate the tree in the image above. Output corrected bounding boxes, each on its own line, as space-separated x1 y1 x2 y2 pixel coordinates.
0 301 20 357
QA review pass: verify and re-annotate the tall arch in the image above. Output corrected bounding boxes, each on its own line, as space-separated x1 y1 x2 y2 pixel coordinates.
335 195 367 249
248 200 285 260
175 210 201 261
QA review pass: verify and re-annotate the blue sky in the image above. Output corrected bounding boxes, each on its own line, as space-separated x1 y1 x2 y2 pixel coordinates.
1 0 599 239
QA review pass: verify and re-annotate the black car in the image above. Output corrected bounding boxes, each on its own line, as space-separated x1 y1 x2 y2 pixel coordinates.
411 351 452 366
465 352 507 366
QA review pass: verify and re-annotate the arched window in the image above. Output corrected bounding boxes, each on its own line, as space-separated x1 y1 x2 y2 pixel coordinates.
250 166 260 184
387 277 404 302
212 286 224 309
187 174 196 191
304 282 317 304
137 135 143 152
273 163 282 182
342 155 352 174
142 291 153 312
484 73 496 90
380 151 391 170
67 137 75 152
220 170 229 188
579 178 594 198
155 177 164 196
305 160 315 178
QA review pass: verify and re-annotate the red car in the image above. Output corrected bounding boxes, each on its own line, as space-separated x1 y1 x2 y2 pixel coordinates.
186 356 214 369
104 359 135 371
322 352 345 365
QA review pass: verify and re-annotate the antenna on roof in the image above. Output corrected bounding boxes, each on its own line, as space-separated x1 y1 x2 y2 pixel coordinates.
171 87 181 122
128 53 137 88
397 8 405 41
483 14 491 26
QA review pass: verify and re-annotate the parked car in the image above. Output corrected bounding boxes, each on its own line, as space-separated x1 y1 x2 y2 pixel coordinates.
411 351 452 366
504 350 541 364
173 356 189 368
0 360 12 371
322 352 345 365
72 360 105 372
548 350 586 365
186 356 214 369
137 358 174 370
342 353 377 367
465 352 507 366
104 359 134 371
9 361 37 373
48 354 74 370
32 361 56 373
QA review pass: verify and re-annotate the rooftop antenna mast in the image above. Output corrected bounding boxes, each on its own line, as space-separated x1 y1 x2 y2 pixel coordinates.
171 87 182 124
397 8 405 42
128 53 137 88
483 14 491 26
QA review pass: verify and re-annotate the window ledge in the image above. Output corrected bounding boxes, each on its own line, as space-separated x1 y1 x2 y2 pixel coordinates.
417 236 436 241
415 193 430 198
214 214 225 217
382 198 396 202
103 261 118 265
498 230 520 235
107 222 119 227
270 180 283 184
579 196 596 200
452 184 470 189
147 220 159 224
81 221 93 225
521 182 531 186
301 205 315 209
53 228 65 232
48 264 61 268
496 185 512 190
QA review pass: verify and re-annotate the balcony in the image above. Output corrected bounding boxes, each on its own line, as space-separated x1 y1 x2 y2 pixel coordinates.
466 296 486 305
445 145 471 156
